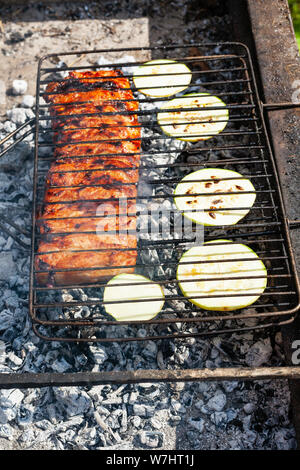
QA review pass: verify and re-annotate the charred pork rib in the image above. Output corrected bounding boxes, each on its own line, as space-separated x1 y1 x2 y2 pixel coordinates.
36 70 141 286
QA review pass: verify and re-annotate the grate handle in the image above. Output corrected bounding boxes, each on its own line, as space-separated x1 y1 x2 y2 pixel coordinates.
0 118 35 248
288 220 300 230
1 366 300 389
261 102 300 111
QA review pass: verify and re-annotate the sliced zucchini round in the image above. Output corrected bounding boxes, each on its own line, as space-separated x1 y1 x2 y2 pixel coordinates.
133 59 192 98
157 93 229 141
177 240 267 311
103 273 165 322
174 168 256 226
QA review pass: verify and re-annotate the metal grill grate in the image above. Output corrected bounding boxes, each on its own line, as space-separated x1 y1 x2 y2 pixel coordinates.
29 43 300 343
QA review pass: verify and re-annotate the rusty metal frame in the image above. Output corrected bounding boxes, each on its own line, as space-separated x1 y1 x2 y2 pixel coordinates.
244 0 300 445
0 366 300 390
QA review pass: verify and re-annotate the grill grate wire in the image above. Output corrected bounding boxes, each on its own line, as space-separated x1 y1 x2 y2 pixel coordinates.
29 43 300 342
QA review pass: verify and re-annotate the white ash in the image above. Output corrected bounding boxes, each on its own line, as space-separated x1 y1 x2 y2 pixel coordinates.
21 95 35 109
0 1 297 452
11 80 28 96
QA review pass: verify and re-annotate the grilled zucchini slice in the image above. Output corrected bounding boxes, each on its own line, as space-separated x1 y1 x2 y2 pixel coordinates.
176 240 267 311
103 273 165 321
133 59 192 98
157 93 229 141
174 168 256 226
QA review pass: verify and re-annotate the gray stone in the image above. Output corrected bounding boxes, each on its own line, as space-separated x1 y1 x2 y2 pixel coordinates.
12 79 28 95
244 430 257 445
210 346 219 359
7 351 23 366
0 341 6 364
226 408 238 422
0 408 9 425
169 414 181 424
0 405 17 424
19 428 35 444
138 382 154 389
242 415 252 431
24 108 35 120
274 430 293 450
2 389 24 407
142 341 157 357
0 141 32 171
200 404 210 415
128 391 139 404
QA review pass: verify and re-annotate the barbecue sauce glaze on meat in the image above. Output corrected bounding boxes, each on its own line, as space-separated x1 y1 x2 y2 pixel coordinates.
35 70 141 286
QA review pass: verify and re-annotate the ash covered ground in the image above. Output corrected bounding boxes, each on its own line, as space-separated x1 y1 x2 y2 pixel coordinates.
0 0 298 451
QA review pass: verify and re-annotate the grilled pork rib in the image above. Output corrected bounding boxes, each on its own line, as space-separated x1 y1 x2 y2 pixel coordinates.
36 70 141 286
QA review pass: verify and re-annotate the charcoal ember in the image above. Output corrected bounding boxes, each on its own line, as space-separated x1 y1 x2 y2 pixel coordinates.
188 417 205 432
17 405 34 428
89 344 108 365
133 404 155 417
245 339 273 367
0 253 16 281
206 391 227 412
0 142 32 172
138 430 164 448
53 387 92 418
